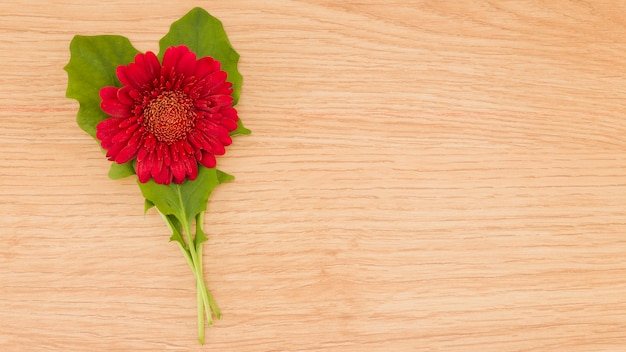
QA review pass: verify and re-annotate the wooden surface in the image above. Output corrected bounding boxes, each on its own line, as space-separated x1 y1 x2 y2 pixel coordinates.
1 1 626 350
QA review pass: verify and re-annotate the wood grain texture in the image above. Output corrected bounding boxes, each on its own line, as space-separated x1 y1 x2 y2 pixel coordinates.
1 0 626 350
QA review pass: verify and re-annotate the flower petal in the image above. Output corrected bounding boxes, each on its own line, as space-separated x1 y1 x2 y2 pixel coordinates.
186 156 198 181
155 164 172 185
142 51 161 81
116 65 133 88
175 50 197 77
161 143 171 166
181 140 194 154
194 57 216 79
169 143 180 163
169 144 187 184
125 62 149 88
104 138 126 161
217 134 233 146
208 94 233 107
171 162 186 184
187 131 204 150
207 135 226 155
97 116 125 132
115 135 141 164
118 116 139 129
150 149 164 177
100 86 119 100
101 99 132 117
96 117 125 147
194 132 214 152
199 71 227 96
162 46 188 74
137 145 149 162
136 158 151 183
195 131 226 155
214 82 233 95
220 106 238 119
220 117 238 132
198 150 216 168
195 118 230 137
117 86 135 105
111 128 132 144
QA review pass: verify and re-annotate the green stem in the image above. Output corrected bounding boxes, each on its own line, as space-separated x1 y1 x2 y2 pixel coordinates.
197 244 221 319
181 216 213 340
175 241 204 344
197 272 205 344
175 241 194 277
157 208 219 344
195 212 221 320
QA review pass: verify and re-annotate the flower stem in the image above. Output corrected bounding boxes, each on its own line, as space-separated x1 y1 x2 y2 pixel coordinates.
194 214 206 344
195 212 221 319
158 209 219 344
182 215 216 344
175 241 204 343
197 272 205 344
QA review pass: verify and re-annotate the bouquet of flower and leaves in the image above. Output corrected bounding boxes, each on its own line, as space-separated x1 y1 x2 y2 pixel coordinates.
64 8 250 343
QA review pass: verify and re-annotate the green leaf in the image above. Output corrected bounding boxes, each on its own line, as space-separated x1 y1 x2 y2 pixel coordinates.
165 214 186 246
154 207 186 247
216 169 235 184
108 162 135 180
230 119 252 136
137 166 232 226
158 7 243 105
194 213 208 247
144 199 155 213
64 35 140 139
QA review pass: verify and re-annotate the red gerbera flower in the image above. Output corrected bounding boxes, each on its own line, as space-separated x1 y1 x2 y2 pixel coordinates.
96 45 238 185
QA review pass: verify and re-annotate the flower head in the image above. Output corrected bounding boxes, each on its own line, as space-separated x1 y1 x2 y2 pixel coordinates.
96 45 238 184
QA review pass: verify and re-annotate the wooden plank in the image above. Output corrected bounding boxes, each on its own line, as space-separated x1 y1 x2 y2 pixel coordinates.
1 1 625 350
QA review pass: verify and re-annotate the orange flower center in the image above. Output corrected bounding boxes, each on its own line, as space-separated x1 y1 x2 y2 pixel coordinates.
143 91 195 143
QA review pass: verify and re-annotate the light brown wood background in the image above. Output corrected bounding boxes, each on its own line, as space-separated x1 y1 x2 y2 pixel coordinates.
1 0 626 350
